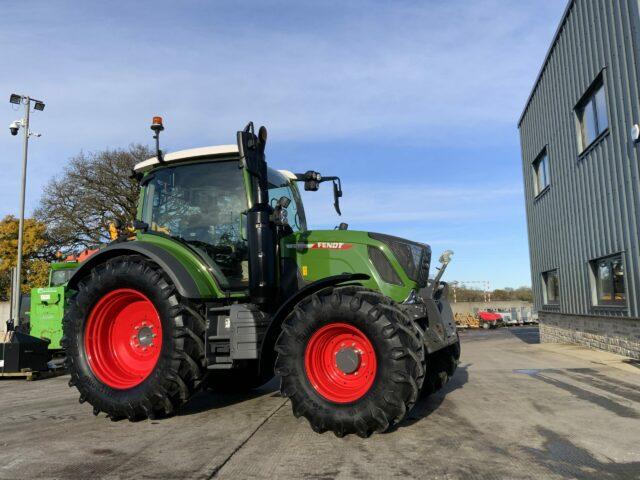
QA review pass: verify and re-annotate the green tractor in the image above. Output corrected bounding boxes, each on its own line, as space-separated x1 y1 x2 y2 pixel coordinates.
62 118 460 437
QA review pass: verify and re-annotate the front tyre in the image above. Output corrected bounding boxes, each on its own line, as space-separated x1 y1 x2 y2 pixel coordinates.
62 256 206 420
275 286 425 438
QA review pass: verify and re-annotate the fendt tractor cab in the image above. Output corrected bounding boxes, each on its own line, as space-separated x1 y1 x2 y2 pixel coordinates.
62 118 460 437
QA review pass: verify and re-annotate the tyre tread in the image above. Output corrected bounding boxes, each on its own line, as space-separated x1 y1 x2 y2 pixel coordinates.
62 255 206 420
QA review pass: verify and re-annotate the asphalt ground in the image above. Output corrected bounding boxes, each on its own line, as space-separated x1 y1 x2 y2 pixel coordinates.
0 327 638 480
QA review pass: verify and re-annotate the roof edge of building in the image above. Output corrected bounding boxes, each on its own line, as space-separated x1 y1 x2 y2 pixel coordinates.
518 0 575 128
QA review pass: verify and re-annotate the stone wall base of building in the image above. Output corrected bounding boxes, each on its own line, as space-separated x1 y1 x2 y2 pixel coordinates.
539 312 640 360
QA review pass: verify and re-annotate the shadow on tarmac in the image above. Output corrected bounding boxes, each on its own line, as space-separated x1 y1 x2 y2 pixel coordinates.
522 426 640 479
178 377 280 416
394 363 470 431
508 326 540 344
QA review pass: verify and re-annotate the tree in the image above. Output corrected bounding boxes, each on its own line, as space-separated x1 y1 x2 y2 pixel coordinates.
450 286 486 302
0 215 54 300
34 145 150 252
447 284 533 303
513 286 533 302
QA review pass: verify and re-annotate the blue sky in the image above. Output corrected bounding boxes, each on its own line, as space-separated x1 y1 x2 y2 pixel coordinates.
0 0 566 288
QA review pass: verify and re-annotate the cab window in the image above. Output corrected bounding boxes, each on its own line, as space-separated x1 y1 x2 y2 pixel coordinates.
141 160 249 289
267 170 307 232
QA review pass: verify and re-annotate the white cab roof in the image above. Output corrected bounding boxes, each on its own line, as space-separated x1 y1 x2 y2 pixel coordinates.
134 144 297 183
278 169 297 180
133 144 239 172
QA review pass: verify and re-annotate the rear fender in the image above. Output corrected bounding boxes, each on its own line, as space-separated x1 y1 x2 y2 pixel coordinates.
66 242 214 299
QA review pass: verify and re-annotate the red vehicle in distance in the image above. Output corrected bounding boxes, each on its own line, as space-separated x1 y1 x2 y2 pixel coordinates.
477 310 502 329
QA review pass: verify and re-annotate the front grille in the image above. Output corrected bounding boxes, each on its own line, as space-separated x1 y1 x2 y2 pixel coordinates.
368 246 403 285
369 233 431 287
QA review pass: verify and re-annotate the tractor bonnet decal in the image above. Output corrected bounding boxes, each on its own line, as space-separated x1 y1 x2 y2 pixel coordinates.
287 242 353 250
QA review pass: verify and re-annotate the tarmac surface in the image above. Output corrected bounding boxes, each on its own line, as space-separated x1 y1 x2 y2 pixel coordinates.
1 327 639 479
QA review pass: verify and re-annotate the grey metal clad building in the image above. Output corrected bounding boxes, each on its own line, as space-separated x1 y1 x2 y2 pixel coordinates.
519 0 640 359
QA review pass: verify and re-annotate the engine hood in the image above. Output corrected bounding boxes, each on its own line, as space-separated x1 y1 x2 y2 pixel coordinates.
282 229 432 296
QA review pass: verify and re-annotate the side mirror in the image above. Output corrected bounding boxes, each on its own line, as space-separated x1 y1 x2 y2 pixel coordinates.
292 172 344 216
332 179 343 216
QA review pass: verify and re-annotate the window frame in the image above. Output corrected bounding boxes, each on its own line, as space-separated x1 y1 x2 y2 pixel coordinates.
140 159 251 290
541 269 560 306
532 148 551 197
589 253 626 307
575 74 609 153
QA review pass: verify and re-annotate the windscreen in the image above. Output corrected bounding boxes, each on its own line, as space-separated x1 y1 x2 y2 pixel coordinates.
141 160 249 289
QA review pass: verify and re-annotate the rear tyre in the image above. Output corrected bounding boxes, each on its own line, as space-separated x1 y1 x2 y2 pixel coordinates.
62 256 206 420
275 286 425 438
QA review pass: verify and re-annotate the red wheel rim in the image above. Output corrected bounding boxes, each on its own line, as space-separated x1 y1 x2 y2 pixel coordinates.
304 323 377 403
84 288 162 389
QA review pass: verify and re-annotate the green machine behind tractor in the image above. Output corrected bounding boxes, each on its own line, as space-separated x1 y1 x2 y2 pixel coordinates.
61 118 460 437
29 261 79 350
1 260 78 375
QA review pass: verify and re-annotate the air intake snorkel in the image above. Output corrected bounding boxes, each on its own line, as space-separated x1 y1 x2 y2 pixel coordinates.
237 122 277 305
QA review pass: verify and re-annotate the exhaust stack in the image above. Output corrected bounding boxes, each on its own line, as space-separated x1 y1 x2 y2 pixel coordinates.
237 123 277 305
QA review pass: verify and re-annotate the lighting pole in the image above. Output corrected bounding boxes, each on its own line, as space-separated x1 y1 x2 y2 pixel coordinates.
8 93 44 329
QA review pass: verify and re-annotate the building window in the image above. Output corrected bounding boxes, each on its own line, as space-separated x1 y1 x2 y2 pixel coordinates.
542 269 559 305
590 254 625 306
532 149 550 196
576 76 608 151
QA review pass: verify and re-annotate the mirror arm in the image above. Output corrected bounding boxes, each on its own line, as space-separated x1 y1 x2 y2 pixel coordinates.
291 173 343 215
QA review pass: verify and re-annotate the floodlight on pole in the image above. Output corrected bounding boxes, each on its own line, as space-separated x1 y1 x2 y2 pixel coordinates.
7 93 44 330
